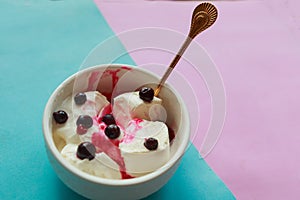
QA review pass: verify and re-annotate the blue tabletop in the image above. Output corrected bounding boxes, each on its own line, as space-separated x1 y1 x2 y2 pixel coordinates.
0 1 234 199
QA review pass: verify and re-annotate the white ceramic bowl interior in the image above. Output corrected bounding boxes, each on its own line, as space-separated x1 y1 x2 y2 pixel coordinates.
43 64 190 200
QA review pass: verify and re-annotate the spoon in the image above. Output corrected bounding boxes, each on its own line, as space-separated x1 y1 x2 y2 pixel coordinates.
154 2 218 96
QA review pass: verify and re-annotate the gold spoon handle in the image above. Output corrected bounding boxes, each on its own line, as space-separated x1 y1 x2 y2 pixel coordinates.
154 37 192 96
154 2 218 97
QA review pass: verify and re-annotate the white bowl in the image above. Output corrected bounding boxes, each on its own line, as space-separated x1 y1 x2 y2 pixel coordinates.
42 64 190 200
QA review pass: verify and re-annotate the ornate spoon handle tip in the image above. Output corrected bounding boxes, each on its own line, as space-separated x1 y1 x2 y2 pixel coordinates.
154 3 218 96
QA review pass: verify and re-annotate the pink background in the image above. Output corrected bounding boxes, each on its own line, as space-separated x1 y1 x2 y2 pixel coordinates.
95 0 300 199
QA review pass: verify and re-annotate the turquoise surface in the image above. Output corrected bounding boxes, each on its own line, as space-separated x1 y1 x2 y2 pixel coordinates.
0 1 235 199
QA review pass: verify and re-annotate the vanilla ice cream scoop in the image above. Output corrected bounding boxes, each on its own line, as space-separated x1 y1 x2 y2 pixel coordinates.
113 91 166 128
120 119 170 174
61 144 121 179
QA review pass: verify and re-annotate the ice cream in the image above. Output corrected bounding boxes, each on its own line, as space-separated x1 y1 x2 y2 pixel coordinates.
113 91 166 128
52 87 172 179
61 143 121 179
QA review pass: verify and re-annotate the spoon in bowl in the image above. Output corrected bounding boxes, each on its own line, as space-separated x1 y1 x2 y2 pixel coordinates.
154 2 218 96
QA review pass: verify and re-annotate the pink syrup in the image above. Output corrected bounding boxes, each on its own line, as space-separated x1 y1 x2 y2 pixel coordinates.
100 67 131 102
121 66 132 71
91 131 133 179
87 71 100 91
91 116 141 179
121 119 144 144
120 171 134 179
97 104 112 122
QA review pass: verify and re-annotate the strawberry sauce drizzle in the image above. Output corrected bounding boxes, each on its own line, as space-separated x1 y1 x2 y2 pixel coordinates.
85 66 138 179
120 171 134 179
121 66 132 71
121 119 143 144
91 132 133 179
87 71 100 91
100 67 131 101
97 104 112 122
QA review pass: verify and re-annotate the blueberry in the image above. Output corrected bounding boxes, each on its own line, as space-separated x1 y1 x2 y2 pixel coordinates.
74 93 87 105
53 110 68 124
104 124 120 139
102 114 116 125
144 138 158 150
139 87 154 102
76 142 96 160
76 115 93 129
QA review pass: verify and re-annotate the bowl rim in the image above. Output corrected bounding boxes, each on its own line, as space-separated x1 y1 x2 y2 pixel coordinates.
42 64 191 186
